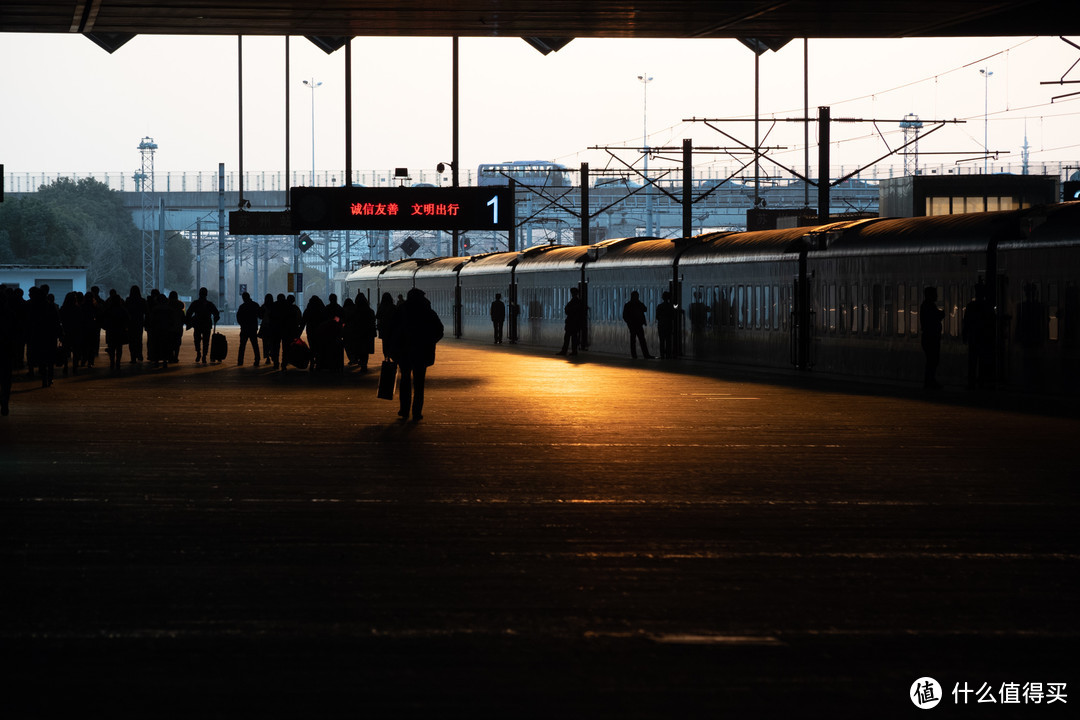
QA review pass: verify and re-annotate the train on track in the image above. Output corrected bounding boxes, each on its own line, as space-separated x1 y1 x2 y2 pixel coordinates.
343 202 1080 394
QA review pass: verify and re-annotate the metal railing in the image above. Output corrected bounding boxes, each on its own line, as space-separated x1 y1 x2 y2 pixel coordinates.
5 161 1077 196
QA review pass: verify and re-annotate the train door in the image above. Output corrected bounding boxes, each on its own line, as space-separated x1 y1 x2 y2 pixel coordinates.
791 251 816 369
508 278 519 344
995 272 1011 384
579 273 590 350
454 284 462 338
670 275 683 358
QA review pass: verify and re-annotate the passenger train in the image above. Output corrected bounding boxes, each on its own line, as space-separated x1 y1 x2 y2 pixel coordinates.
343 202 1080 395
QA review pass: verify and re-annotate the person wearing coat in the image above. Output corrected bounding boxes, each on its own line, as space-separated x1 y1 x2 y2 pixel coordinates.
375 292 397 359
622 289 654 359
388 287 443 421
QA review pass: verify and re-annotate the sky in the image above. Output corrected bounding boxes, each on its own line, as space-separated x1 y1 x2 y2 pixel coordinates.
2 33 1078 184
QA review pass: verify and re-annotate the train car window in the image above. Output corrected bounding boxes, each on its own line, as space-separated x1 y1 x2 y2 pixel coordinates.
896 284 906 335
751 285 758 329
728 286 737 325
910 286 921 336
719 287 729 327
1048 282 1059 342
736 286 745 329
883 284 893 335
774 285 780 331
870 284 879 335
763 285 771 330
708 287 718 329
826 284 836 333
838 284 848 335
948 285 960 338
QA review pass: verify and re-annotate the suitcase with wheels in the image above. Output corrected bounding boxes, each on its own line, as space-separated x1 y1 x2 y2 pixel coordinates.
210 330 228 362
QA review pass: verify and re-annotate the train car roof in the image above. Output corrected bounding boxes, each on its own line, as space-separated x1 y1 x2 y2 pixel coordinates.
414 256 467 280
584 237 685 269
377 257 430 281
342 261 395 283
814 205 1079 256
1000 201 1080 248
680 226 810 265
458 250 527 277
513 244 593 272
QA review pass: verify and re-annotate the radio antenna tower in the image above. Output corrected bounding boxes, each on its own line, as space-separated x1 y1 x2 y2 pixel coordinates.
136 136 158 291
900 114 923 176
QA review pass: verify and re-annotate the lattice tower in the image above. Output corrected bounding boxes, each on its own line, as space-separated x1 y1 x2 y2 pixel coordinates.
900 114 923 177
136 136 157 290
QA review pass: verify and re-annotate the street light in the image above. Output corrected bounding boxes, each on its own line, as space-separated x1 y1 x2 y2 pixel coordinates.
303 78 322 186
637 73 653 236
980 68 993 174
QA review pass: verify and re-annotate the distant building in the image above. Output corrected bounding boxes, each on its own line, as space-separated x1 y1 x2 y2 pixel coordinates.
878 175 1059 218
0 265 88 296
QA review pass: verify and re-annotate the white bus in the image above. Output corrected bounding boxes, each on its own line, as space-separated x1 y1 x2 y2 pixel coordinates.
477 161 571 188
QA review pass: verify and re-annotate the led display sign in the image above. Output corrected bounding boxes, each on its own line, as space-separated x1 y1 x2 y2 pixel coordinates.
290 187 513 233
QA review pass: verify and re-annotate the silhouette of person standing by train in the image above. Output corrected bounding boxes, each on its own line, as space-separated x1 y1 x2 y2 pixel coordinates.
490 293 506 344
622 290 654 359
920 286 945 390
556 287 585 356
389 287 444 421
656 290 677 359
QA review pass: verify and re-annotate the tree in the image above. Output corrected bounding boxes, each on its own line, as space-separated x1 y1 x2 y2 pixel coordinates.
0 177 145 291
164 232 194 295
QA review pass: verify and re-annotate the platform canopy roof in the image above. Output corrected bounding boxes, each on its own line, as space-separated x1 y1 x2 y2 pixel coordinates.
2 1 1077 52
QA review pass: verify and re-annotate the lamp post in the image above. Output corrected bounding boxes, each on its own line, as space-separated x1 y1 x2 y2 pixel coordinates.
637 73 653 236
303 78 322 186
980 68 993 174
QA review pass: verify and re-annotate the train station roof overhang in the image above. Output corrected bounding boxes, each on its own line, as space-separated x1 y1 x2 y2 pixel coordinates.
2 2 1077 55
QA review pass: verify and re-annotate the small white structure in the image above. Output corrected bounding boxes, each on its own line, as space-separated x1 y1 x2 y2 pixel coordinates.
0 265 88 296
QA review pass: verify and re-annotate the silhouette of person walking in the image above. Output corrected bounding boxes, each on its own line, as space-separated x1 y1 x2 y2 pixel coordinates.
124 286 147 364
376 292 396 359
656 290 676 359
1 285 18 416
490 293 506 344
556 287 585 356
101 289 129 370
389 287 444 421
186 287 220 364
344 292 376 372
920 286 945 389
236 291 261 366
27 285 62 388
622 290 654 359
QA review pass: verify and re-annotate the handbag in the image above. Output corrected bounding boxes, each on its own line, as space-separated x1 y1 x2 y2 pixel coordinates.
377 360 397 400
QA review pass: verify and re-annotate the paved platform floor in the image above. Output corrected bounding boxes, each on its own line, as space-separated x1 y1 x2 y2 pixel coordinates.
2 328 1077 717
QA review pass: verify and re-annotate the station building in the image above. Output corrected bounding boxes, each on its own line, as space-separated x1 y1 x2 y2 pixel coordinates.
0 265 88 296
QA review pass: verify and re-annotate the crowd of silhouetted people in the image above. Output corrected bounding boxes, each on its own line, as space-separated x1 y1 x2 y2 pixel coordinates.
0 282 404 417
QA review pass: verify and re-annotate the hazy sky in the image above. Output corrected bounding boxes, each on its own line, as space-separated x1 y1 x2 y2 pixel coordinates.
2 33 1078 182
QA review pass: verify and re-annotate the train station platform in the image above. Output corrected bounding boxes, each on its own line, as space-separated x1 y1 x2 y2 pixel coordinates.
2 327 1077 718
